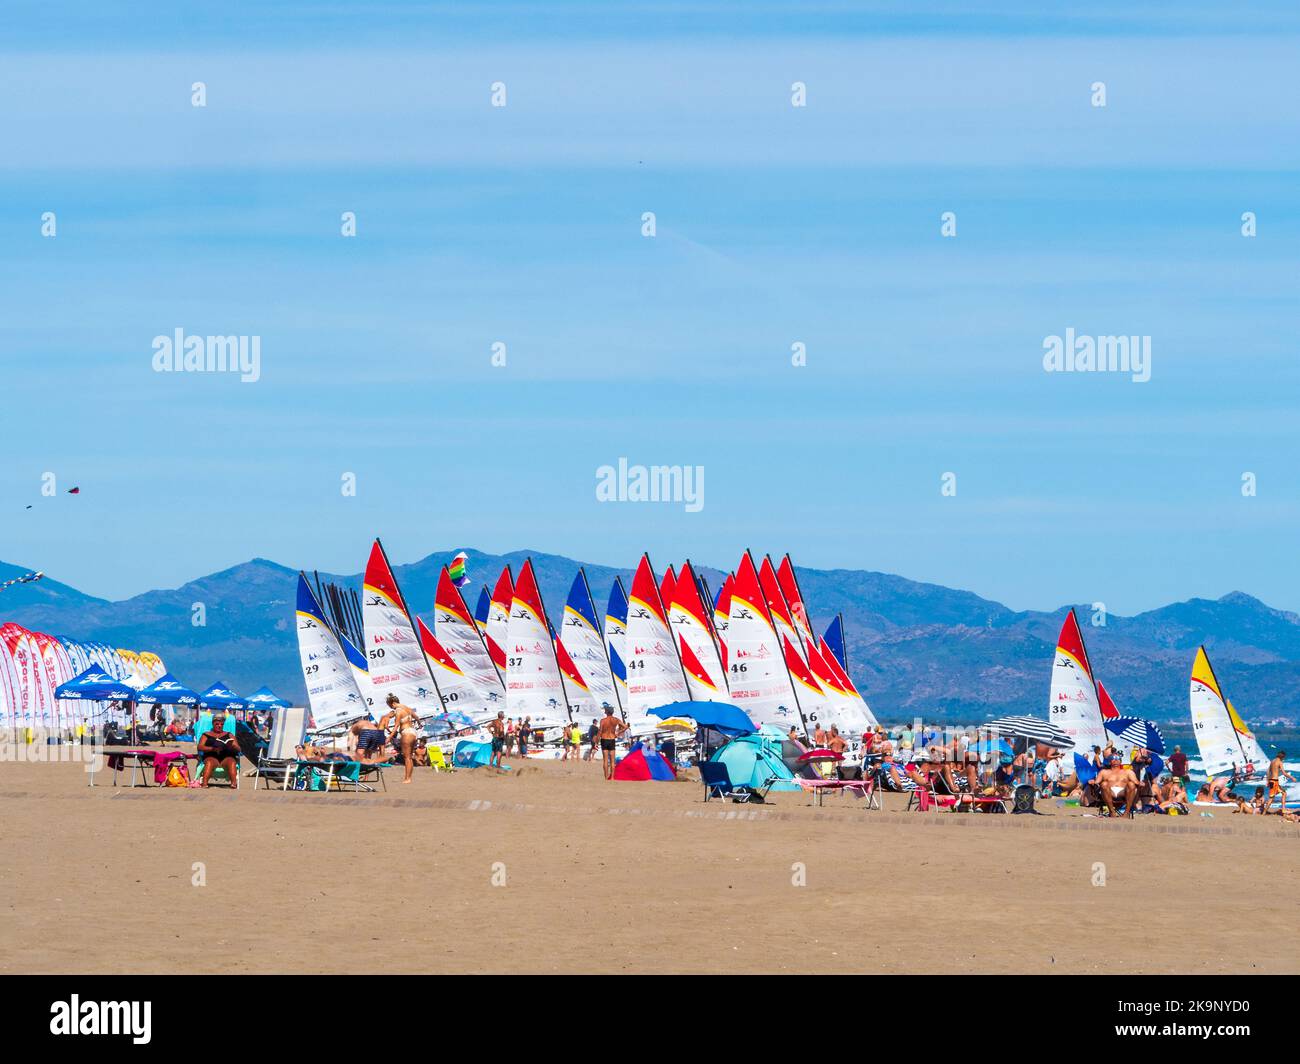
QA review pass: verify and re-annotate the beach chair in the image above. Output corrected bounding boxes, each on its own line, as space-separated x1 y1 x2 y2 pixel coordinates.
427 744 453 773
700 762 773 803
253 707 308 790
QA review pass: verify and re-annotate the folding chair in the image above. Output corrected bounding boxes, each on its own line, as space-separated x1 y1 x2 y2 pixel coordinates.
427 744 453 773
700 762 775 803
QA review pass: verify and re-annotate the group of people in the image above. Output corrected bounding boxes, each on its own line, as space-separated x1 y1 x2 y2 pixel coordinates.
486 706 629 778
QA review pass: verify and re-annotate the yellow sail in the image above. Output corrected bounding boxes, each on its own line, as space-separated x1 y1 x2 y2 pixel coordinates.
1191 646 1222 700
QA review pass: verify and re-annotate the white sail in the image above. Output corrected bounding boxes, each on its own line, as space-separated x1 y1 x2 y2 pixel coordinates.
505 559 569 727
296 573 369 730
1191 647 1267 777
624 555 689 732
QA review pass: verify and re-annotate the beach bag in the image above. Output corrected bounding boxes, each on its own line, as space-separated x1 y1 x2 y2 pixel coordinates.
1012 784 1037 813
165 763 189 787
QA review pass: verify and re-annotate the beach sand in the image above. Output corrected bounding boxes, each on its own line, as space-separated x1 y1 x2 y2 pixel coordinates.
1 750 1296 974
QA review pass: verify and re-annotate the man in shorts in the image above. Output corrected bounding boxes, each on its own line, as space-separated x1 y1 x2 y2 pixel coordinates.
597 706 628 780
487 710 506 768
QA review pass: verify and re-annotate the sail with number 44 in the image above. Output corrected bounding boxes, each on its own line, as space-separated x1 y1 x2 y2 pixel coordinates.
624 554 690 732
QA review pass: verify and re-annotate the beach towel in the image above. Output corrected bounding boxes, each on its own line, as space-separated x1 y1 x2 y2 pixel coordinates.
151 750 187 785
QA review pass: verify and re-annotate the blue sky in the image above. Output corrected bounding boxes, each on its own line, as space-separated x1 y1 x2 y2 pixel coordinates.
3 2 1299 613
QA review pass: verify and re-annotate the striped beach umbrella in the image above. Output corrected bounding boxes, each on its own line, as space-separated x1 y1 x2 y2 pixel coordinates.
1103 716 1166 755
984 714 1074 750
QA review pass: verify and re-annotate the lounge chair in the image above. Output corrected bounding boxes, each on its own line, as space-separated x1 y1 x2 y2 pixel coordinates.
253 707 309 790
699 762 774 803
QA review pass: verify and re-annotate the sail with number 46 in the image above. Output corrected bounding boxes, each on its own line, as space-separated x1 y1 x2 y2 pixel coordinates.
727 551 803 732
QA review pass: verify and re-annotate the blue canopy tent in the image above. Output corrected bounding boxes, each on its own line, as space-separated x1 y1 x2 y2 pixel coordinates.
197 681 248 713
54 667 138 702
135 673 200 707
244 686 291 711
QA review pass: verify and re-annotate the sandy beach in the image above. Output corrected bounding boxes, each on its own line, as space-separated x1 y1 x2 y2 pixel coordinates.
1 750 1296 975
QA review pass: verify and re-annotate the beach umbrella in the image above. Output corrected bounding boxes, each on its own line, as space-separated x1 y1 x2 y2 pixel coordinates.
1103 716 1166 755
197 681 248 712
798 747 844 763
648 701 755 736
984 715 1074 750
244 685 290 711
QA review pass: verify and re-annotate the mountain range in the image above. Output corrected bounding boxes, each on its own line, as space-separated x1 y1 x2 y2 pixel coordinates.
3 552 1300 724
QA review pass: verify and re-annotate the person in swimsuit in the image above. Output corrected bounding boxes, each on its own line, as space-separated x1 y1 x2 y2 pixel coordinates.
487 711 506 769
1196 776 1232 804
197 712 240 789
1095 757 1138 819
1266 751 1293 813
350 717 390 764
380 694 421 783
597 706 627 780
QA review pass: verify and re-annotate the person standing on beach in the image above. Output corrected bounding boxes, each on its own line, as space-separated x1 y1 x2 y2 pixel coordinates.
380 694 422 784
1168 745 1189 787
487 710 506 769
504 717 515 756
585 718 599 761
1266 750 1293 813
597 706 627 780
517 716 531 757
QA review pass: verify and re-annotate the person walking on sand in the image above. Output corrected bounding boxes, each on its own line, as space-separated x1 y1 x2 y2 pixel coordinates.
487 710 506 769
1266 750 1294 813
380 694 422 784
598 706 627 780
585 718 599 761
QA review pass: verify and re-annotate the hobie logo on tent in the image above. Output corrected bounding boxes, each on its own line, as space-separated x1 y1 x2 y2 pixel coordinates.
152 329 261 383
595 458 704 512
50 996 151 1044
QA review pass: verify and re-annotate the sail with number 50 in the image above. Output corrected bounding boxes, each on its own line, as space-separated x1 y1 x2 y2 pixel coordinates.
624 554 690 732
1047 609 1106 756
296 573 369 730
417 618 492 724
727 551 802 732
560 570 621 713
666 561 726 700
362 539 444 716
434 565 505 710
505 559 569 727
1190 646 1269 777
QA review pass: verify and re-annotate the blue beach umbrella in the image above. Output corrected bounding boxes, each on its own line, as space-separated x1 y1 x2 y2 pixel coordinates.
648 701 756 736
1104 716 1166 755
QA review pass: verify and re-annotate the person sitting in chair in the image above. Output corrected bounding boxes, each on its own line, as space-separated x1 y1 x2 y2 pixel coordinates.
1096 756 1139 819
197 712 240 789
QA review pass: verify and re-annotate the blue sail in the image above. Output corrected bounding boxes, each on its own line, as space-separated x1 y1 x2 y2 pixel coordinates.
473 585 491 629
822 614 848 672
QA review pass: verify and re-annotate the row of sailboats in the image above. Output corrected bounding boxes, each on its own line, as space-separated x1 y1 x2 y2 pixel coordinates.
295 541 878 741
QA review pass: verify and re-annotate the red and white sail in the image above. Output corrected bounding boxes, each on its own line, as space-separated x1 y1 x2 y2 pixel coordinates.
417 618 489 719
712 573 733 672
624 554 690 732
362 539 444 716
433 565 505 714
485 566 513 673
726 552 803 732
776 554 817 650
1048 609 1106 756
505 559 569 727
666 561 727 701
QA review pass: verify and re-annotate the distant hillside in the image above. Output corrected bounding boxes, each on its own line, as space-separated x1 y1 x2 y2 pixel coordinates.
3 550 1300 724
